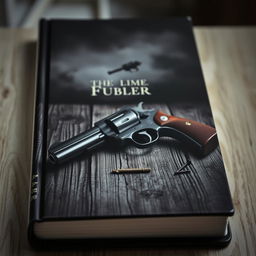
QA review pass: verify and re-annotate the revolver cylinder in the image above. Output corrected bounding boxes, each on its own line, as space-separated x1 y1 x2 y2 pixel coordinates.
106 110 140 133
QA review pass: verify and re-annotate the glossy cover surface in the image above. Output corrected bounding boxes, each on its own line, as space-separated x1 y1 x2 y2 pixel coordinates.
30 18 234 226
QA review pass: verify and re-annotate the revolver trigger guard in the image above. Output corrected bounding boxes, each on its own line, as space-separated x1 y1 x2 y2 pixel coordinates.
130 128 159 148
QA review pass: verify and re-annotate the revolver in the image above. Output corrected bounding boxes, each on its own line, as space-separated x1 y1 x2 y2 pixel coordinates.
48 103 218 164
108 61 141 75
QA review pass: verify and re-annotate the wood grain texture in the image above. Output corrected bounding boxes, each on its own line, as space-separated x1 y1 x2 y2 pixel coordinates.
0 27 256 255
44 103 231 218
45 105 92 217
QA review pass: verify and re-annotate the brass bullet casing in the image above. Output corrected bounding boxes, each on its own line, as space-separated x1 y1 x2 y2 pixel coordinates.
111 168 151 174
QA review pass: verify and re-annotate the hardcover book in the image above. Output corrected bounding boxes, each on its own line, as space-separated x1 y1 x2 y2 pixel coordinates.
28 18 234 247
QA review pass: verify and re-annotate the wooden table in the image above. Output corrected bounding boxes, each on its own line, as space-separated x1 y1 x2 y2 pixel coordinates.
0 27 255 255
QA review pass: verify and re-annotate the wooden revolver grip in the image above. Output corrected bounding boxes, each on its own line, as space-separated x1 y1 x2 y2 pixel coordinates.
154 111 218 156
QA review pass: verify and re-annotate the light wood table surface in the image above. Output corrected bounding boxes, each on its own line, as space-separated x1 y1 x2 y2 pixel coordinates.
0 27 255 256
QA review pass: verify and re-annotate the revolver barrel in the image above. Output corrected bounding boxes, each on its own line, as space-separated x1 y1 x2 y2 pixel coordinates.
48 127 105 164
107 67 123 75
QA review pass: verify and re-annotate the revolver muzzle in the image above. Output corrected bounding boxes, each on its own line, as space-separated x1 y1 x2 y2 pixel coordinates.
48 127 105 164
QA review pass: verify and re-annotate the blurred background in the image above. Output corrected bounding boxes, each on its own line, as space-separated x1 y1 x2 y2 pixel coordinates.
0 0 256 27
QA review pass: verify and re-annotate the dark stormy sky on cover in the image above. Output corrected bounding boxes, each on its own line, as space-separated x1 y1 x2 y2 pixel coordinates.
49 19 209 104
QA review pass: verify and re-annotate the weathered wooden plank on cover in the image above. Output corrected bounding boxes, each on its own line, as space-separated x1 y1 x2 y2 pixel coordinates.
44 104 92 217
44 103 230 217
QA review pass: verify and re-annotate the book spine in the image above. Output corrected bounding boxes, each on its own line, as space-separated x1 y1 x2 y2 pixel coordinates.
28 19 50 236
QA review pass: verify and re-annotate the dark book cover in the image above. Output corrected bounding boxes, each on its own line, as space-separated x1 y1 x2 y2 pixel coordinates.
28 18 234 248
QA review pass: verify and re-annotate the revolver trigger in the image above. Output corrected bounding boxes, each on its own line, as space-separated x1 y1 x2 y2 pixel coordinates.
131 128 159 147
138 131 153 143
